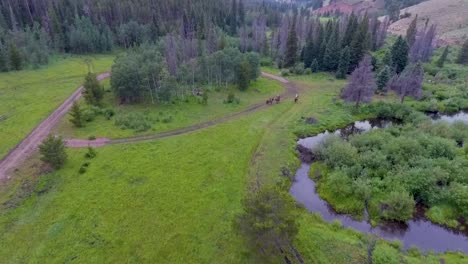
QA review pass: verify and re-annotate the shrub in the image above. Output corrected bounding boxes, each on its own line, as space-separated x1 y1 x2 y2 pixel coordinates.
280 69 290 77
79 166 87 174
162 116 173 123
104 108 115 120
291 63 305 75
304 68 312 75
39 135 67 169
372 244 401 264
260 57 273 66
114 112 152 132
82 108 97 122
88 135 96 140
381 190 415 222
224 93 240 104
85 147 97 159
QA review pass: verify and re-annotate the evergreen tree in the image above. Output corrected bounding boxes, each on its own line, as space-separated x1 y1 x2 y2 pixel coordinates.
376 65 391 92
406 15 418 47
229 0 238 35
323 24 340 71
83 72 104 106
382 49 392 66
284 15 298 68
0 47 7 72
235 186 298 259
39 135 67 169
349 14 369 69
303 38 315 68
238 0 245 24
336 46 350 79
436 46 449 68
69 102 85 128
311 59 319 73
342 13 358 48
237 59 250 91
341 55 376 108
391 36 409 73
457 39 468 65
9 43 22 71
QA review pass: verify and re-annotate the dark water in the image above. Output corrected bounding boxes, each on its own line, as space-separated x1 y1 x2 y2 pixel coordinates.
429 111 468 123
292 113 468 253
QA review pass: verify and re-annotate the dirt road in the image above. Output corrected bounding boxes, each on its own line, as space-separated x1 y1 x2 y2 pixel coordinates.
65 72 297 147
0 72 111 180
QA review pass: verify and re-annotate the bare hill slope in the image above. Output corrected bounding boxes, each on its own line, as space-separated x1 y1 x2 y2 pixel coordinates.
388 0 468 45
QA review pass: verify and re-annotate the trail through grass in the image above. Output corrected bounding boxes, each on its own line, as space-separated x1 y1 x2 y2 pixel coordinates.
0 55 114 159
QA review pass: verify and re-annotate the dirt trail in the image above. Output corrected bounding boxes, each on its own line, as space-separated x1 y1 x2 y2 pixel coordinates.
66 72 297 147
0 73 111 180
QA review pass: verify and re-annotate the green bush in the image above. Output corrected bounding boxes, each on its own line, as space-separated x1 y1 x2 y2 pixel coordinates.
224 93 240 104
104 108 115 120
280 69 290 77
85 147 97 159
114 112 152 132
372 244 401 264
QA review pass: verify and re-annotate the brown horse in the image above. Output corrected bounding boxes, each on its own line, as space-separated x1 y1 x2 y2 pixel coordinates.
275 95 281 104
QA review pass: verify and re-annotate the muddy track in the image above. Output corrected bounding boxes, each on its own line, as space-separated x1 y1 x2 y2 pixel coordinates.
0 73 111 181
67 72 297 147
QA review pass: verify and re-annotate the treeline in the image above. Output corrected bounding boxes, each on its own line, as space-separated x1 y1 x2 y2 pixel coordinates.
262 12 389 75
111 41 260 104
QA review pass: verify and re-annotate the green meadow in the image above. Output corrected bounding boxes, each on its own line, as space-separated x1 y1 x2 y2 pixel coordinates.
54 77 284 139
0 55 115 159
0 69 466 263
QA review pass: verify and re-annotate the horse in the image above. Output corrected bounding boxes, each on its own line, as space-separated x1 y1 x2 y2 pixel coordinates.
275 95 281 104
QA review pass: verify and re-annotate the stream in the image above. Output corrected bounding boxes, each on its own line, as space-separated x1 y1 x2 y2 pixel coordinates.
290 112 468 253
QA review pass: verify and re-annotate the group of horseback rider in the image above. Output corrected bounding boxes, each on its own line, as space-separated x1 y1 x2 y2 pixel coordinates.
266 94 299 105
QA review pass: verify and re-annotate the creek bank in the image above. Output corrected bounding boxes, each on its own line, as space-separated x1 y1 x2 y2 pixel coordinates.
291 112 468 253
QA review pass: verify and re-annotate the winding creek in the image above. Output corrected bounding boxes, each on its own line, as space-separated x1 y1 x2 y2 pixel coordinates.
290 112 468 253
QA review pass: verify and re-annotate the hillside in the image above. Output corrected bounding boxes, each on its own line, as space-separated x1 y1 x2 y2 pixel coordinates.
388 0 468 45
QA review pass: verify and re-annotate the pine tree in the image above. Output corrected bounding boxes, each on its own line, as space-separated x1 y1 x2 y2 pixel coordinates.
229 0 238 35
457 39 468 65
83 72 104 106
336 46 350 79
341 55 376 108
311 59 319 73
382 49 392 66
349 14 369 69
284 15 298 68
303 38 314 68
323 24 340 71
391 36 409 73
376 65 391 92
238 0 245 24
436 46 449 68
0 47 7 72
406 15 418 47
69 102 84 128
9 44 22 71
39 135 67 169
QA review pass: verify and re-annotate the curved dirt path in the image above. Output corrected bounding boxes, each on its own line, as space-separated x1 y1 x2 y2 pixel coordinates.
66 72 297 147
0 73 111 180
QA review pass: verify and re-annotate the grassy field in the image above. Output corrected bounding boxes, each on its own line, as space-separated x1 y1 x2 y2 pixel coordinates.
0 54 115 159
54 77 284 139
0 69 467 263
